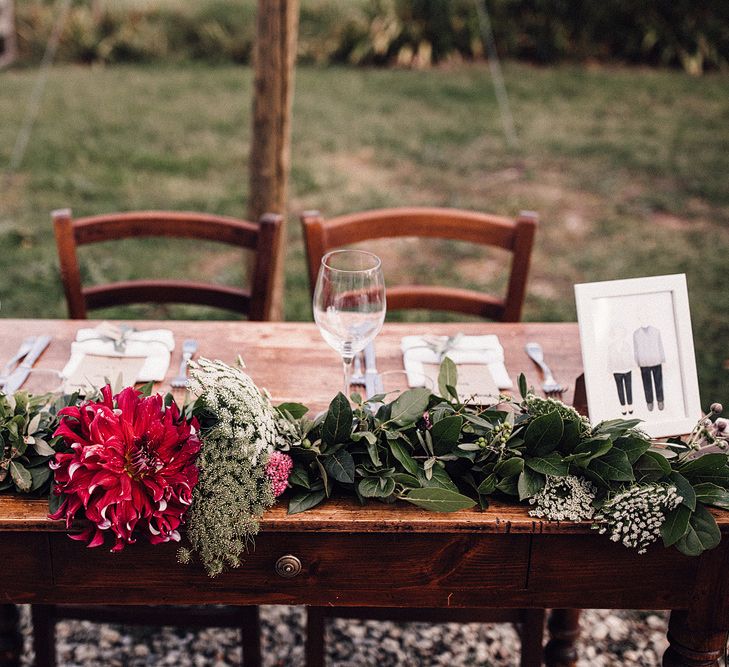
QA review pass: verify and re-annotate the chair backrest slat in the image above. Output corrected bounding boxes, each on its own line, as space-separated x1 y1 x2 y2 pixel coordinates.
53 208 282 320
301 206 538 322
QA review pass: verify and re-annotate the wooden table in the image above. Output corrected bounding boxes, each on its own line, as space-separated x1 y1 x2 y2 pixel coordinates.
1 320 727 667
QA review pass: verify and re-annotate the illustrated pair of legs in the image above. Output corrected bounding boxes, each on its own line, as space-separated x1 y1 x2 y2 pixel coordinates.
640 364 664 411
612 372 633 415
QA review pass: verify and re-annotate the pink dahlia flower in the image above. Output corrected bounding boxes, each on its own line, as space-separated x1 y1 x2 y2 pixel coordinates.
49 385 201 552
265 451 293 497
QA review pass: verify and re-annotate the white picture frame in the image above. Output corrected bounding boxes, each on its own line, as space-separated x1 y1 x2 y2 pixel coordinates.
575 274 701 438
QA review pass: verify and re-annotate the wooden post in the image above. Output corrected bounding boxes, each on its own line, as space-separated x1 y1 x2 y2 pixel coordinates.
0 0 18 69
248 0 299 320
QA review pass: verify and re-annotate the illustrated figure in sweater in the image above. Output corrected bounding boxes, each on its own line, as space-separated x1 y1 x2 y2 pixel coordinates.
633 324 666 411
607 325 633 415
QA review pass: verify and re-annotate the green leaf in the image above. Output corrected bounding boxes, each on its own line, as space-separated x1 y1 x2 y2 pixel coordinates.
566 438 612 468
496 474 519 496
526 452 569 477
389 439 418 476
669 471 696 511
322 392 353 445
29 465 51 491
661 505 691 547
323 449 355 484
679 454 729 487
31 438 56 457
438 358 458 400
316 458 330 497
494 457 524 477
431 415 463 455
278 402 309 419
288 467 310 489
560 419 583 453
524 411 564 457
351 431 377 445
518 373 527 399
613 436 651 465
403 487 476 513
693 483 729 510
422 466 459 493
477 473 497 495
634 451 672 481
48 492 64 515
137 381 154 397
518 467 545 500
594 418 642 434
389 388 431 426
359 477 395 498
674 504 721 556
366 440 382 467
588 448 634 482
288 490 326 514
9 461 31 492
393 472 420 488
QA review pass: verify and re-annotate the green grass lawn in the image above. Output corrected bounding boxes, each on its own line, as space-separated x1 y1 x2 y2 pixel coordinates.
0 62 727 403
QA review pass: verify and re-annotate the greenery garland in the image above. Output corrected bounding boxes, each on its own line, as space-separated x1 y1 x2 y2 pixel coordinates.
277 359 729 558
3 357 728 578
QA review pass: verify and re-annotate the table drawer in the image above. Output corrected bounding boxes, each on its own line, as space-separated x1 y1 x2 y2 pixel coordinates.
48 532 529 606
0 533 53 600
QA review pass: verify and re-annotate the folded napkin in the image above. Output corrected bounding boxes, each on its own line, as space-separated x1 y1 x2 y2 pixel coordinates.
401 334 513 391
62 324 175 383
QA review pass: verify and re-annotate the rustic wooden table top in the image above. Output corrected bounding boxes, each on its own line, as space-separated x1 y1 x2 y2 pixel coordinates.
3 321 729 667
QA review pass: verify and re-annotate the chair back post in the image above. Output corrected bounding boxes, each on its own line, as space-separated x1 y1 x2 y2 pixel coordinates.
300 210 326 297
52 208 86 319
503 210 539 322
249 213 284 321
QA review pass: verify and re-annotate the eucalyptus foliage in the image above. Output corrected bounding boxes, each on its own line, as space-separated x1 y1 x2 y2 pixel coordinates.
280 360 729 558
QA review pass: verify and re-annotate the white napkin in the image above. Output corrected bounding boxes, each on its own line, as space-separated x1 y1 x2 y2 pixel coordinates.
62 327 175 383
401 334 513 390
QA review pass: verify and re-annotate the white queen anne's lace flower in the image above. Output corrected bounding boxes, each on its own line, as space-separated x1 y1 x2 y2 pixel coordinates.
188 357 290 465
180 358 295 576
528 475 597 521
593 483 682 554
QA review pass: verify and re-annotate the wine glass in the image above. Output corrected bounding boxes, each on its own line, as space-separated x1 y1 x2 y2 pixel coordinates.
313 249 386 397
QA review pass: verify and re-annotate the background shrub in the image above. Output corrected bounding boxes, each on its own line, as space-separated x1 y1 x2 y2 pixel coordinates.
10 0 729 72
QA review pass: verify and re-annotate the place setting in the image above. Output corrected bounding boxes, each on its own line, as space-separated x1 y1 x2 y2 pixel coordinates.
0 323 199 397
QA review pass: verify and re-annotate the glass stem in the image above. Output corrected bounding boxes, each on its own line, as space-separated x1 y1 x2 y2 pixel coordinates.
342 354 354 398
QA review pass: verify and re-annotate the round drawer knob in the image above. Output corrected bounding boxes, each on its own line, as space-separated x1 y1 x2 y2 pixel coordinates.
275 554 302 578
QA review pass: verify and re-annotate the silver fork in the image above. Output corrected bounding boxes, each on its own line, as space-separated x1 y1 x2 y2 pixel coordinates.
525 342 566 396
171 339 198 388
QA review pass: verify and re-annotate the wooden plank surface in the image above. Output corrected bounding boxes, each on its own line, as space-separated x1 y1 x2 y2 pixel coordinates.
0 319 583 408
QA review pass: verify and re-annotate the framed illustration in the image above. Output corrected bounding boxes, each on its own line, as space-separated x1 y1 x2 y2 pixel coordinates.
575 274 701 438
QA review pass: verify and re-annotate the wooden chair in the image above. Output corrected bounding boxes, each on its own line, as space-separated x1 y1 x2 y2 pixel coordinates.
301 206 544 666
53 208 283 320
37 209 282 667
301 207 538 322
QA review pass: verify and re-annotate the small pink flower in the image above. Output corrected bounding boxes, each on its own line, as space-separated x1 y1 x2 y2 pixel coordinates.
49 385 200 552
265 451 293 497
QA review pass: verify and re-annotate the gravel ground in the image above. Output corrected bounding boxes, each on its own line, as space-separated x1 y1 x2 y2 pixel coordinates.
17 605 675 666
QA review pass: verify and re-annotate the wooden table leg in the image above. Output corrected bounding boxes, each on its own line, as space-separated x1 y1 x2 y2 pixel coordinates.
543 609 580 667
663 610 728 667
0 605 22 667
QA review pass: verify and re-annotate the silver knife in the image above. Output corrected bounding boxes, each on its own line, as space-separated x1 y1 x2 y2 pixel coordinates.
363 342 383 396
3 335 52 393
